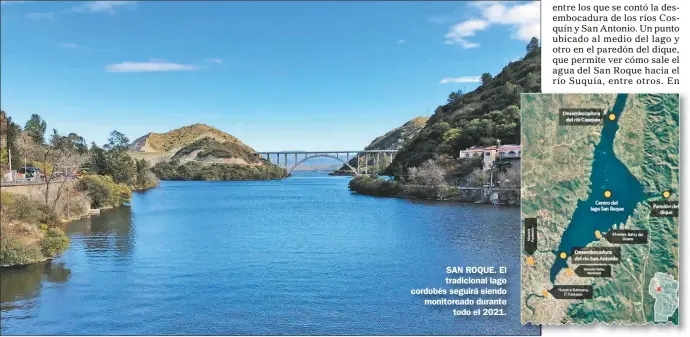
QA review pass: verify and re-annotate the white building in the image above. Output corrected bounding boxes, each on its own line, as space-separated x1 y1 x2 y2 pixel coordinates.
458 144 521 171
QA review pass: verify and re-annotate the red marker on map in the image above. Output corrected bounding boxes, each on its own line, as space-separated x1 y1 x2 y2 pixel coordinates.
657 286 662 292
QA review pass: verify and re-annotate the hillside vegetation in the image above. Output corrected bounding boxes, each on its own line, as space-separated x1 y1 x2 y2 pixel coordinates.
130 123 252 153
332 116 428 175
367 116 429 151
172 137 259 164
387 42 541 176
143 124 288 181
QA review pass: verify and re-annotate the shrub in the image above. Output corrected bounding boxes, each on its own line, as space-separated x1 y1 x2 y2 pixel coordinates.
348 176 401 197
0 191 59 226
59 192 90 219
40 228 70 257
152 161 288 181
75 174 132 208
0 234 43 266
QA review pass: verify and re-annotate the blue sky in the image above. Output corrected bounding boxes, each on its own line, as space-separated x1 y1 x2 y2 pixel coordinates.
1 1 539 151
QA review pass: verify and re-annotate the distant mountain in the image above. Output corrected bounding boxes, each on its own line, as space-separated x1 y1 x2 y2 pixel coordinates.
129 123 252 153
332 116 429 174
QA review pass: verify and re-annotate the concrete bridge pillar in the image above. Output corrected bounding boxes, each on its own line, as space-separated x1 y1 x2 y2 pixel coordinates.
365 153 369 175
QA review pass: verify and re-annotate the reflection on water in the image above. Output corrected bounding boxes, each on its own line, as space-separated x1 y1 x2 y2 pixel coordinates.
67 206 136 260
0 262 71 312
0 174 539 335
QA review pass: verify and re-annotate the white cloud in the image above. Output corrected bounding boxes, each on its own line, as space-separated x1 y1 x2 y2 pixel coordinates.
206 58 223 65
396 39 406 44
72 1 136 15
105 59 199 73
58 42 81 49
439 76 481 84
444 19 488 48
444 1 540 49
26 12 54 21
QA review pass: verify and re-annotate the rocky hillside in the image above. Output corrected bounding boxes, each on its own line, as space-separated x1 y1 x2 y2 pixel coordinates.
171 137 261 165
386 43 541 176
332 116 429 174
129 123 252 153
366 117 429 151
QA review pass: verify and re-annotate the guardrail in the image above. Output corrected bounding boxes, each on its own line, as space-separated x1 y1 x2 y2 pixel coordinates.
0 177 73 187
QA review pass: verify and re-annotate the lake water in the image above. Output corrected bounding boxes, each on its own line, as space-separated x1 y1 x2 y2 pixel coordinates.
1 173 539 335
550 94 646 282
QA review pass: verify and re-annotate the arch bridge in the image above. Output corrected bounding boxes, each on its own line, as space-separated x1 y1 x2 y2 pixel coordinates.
254 150 398 175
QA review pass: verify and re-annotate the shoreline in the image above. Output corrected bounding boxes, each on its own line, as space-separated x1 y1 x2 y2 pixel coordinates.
349 190 519 206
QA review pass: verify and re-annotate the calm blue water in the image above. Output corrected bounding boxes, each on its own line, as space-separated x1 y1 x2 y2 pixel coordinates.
550 94 646 282
1 173 539 335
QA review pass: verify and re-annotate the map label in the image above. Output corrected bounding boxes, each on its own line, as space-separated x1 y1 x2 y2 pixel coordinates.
571 247 621 264
650 201 679 217
605 230 649 244
524 218 537 255
558 108 604 126
574 265 612 277
549 285 594 299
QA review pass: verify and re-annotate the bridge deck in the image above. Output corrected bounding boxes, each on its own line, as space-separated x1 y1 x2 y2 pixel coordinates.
255 150 397 155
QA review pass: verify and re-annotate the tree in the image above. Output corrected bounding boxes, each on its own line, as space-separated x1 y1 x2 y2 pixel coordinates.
24 114 48 144
498 165 520 189
524 72 539 91
66 133 88 154
3 113 23 169
467 168 490 187
88 142 108 175
18 129 89 209
447 90 463 103
105 130 130 152
408 159 446 196
481 73 493 86
135 158 151 187
526 37 539 54
102 131 136 185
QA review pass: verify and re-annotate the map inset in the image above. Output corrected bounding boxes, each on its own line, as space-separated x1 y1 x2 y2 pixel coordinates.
520 94 679 325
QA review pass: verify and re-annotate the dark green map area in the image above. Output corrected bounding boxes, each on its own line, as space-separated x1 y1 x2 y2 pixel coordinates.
520 94 679 325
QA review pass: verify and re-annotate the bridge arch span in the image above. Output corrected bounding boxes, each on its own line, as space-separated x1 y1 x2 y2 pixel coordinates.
289 154 358 175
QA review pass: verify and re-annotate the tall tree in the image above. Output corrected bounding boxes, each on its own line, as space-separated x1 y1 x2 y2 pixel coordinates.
447 90 464 103
105 130 130 152
67 133 88 154
1 111 25 170
24 114 48 144
526 37 539 54
88 142 108 175
103 130 136 185
481 73 493 86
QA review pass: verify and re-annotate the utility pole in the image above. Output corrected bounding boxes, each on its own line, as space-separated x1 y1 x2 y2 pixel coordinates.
67 184 71 220
7 148 11 180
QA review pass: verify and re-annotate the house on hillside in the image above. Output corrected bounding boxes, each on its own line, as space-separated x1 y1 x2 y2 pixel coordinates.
458 144 521 171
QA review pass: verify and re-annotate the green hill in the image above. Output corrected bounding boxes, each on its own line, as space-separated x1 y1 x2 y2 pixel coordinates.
130 123 252 153
387 43 541 176
171 137 260 165
143 124 288 181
